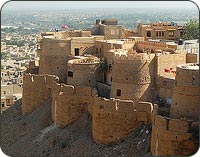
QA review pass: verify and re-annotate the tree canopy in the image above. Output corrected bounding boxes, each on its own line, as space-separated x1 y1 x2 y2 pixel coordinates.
182 19 199 40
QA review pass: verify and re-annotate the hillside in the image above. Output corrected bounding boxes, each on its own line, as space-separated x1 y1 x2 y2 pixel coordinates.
1 99 152 156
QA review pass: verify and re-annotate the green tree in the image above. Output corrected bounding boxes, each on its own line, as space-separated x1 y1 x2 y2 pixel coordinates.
1 52 8 59
182 19 199 40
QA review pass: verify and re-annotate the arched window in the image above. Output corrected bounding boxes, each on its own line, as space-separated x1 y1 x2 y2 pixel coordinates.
147 31 151 37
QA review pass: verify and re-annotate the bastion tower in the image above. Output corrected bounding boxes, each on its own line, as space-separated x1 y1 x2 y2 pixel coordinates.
170 63 199 121
110 51 155 102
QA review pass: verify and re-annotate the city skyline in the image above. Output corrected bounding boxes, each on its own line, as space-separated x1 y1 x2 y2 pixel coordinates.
1 1 199 11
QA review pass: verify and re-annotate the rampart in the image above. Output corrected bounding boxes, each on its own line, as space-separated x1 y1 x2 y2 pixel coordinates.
135 41 177 53
41 30 91 39
52 84 94 128
22 74 59 115
110 52 156 102
92 96 155 144
151 114 199 156
170 63 199 120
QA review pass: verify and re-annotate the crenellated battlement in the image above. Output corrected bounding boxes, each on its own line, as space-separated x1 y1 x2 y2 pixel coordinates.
22 74 59 115
112 50 155 62
137 40 167 48
153 114 197 133
151 114 199 156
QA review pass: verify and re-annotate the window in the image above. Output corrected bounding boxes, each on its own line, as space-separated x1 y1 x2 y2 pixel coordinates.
2 102 5 107
96 48 98 54
162 31 164 37
109 64 112 71
99 105 104 109
68 71 73 77
116 89 121 96
180 31 183 37
110 77 112 82
75 48 79 56
147 31 151 37
6 99 10 103
156 32 159 37
169 31 174 37
3 91 6 95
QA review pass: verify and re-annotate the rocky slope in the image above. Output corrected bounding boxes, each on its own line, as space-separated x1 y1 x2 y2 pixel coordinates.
1 99 152 156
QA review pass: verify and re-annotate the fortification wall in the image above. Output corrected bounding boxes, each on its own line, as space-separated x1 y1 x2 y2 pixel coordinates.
67 58 101 87
41 30 91 39
170 64 199 120
151 114 198 156
157 76 175 100
38 38 71 83
135 41 177 53
22 74 59 115
155 53 186 81
110 53 155 102
92 96 154 144
52 84 93 128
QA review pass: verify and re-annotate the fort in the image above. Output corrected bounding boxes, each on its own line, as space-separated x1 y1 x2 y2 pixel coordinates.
22 19 199 156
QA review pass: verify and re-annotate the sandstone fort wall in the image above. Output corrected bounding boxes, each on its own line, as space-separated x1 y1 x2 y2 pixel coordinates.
38 38 71 82
52 84 93 128
92 96 154 144
22 74 59 115
170 64 199 121
110 53 155 102
157 76 175 100
151 114 198 156
67 58 102 87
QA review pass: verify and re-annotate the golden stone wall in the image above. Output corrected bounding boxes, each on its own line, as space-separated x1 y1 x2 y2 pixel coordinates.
186 53 199 63
170 64 199 121
92 96 154 144
151 115 198 156
67 58 102 87
38 38 71 83
38 37 97 83
110 53 155 102
157 76 175 99
22 74 59 115
52 84 93 128
155 53 186 81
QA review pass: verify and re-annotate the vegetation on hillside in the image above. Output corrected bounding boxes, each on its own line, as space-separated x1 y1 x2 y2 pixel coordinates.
182 19 199 40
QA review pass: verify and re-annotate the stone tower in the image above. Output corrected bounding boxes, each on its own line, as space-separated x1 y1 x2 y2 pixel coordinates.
170 63 199 121
110 52 155 102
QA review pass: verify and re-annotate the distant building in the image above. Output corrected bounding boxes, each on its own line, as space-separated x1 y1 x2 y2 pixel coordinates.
137 22 184 40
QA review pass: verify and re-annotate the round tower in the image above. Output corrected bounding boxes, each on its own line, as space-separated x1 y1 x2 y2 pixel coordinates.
170 63 199 120
110 51 155 102
67 57 101 87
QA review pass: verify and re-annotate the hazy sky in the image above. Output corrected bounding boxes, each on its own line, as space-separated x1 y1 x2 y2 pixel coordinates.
1 1 199 10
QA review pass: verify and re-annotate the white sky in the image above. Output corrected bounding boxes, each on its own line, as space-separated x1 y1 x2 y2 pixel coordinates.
1 1 199 10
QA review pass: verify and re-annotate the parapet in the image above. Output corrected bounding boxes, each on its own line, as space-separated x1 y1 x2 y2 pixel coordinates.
175 63 199 87
22 74 59 115
92 95 155 144
151 114 199 156
111 50 155 62
153 114 196 133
